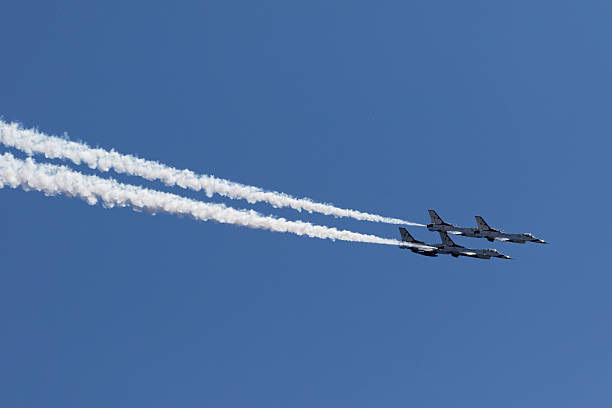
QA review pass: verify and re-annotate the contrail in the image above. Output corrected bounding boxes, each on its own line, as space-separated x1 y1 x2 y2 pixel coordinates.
0 153 432 249
0 121 423 226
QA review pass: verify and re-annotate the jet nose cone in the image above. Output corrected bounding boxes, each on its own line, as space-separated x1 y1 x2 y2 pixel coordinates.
503 255 512 259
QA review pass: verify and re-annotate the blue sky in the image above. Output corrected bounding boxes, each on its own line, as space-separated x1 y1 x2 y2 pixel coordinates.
1 1 611 406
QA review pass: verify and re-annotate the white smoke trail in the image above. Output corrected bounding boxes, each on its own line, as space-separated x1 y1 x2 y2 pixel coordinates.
0 121 423 226
0 153 433 249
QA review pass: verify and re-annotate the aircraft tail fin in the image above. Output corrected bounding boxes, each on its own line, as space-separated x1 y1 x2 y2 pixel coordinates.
399 227 417 243
439 231 458 247
428 210 445 225
475 216 492 231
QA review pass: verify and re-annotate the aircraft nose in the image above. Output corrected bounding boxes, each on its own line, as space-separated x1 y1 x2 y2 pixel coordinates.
503 255 512 259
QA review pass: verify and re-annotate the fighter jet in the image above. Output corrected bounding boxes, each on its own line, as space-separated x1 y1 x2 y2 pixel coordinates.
399 227 511 259
474 216 547 244
427 210 547 244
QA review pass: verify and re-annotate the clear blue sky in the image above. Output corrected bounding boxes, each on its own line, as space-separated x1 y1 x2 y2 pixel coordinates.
1 1 611 407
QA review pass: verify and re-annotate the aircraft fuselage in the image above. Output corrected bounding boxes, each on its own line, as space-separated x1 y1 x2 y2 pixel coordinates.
427 224 546 244
427 224 477 236
436 245 508 259
402 242 509 259
479 231 546 243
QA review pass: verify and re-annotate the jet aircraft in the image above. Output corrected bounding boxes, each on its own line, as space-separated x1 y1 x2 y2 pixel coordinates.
474 216 547 243
399 228 511 259
427 210 547 244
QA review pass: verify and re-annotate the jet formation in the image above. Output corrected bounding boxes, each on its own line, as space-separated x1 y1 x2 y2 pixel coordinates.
399 210 547 260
